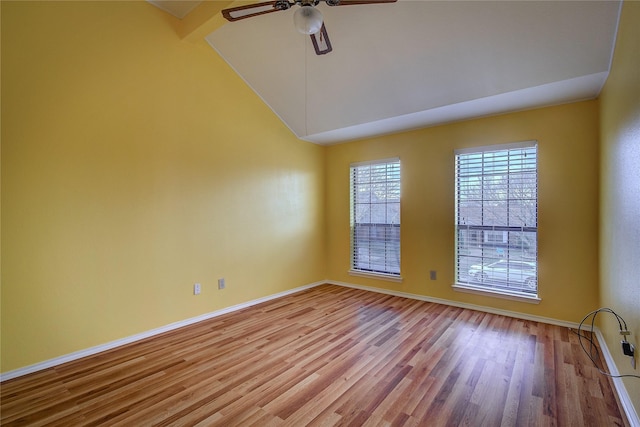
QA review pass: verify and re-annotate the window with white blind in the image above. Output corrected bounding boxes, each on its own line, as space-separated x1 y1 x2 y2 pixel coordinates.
350 158 401 278
454 142 538 297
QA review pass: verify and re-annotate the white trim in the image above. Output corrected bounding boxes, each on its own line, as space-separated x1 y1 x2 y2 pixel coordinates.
599 0 624 96
0 281 324 382
328 280 573 328
454 140 537 155
348 269 403 283
3 278 636 426
594 328 640 427
349 157 400 168
452 283 541 304
328 279 637 425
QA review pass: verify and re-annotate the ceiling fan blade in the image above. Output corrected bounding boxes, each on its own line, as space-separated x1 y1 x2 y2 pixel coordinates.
222 1 289 22
330 0 397 5
310 24 332 55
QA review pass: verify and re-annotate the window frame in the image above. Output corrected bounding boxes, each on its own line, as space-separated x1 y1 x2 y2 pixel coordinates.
453 141 540 303
349 158 402 281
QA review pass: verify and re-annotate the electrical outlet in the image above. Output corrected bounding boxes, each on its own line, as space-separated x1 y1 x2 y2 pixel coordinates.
430 270 437 280
218 278 225 290
194 283 201 295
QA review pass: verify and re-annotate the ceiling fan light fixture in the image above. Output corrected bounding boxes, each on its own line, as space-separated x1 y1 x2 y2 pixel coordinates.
293 5 323 35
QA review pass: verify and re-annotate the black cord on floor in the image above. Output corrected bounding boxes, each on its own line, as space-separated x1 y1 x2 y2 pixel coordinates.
569 308 640 379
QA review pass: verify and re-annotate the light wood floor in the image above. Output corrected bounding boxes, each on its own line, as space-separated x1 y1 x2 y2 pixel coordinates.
1 284 627 426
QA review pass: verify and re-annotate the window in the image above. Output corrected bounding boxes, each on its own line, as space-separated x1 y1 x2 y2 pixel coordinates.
455 142 538 297
350 158 401 277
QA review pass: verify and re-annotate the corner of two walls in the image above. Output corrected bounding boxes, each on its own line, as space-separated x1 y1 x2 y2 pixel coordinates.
2 8 636 416
325 100 601 324
598 0 640 415
0 1 326 373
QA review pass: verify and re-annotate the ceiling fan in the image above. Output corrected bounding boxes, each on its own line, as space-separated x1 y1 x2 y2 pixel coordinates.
221 0 397 55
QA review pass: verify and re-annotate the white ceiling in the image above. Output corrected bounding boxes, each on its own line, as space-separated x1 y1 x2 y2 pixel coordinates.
153 1 622 145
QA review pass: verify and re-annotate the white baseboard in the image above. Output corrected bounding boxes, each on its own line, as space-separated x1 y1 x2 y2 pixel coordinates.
3 279 637 427
326 280 580 328
594 329 640 427
327 280 639 427
0 281 324 382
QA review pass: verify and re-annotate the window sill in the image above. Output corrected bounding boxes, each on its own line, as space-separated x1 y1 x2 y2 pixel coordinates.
452 283 541 304
349 270 403 283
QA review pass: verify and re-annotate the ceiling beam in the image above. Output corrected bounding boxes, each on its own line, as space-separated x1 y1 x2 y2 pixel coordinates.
174 1 236 42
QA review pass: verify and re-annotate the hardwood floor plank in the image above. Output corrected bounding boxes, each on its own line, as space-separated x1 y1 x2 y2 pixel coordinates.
284 355 377 426
500 338 528 427
0 284 627 426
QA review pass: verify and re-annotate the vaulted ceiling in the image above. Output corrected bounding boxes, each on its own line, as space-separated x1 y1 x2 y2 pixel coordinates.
150 0 621 145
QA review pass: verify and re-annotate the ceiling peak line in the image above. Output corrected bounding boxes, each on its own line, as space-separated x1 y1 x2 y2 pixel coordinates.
305 36 309 137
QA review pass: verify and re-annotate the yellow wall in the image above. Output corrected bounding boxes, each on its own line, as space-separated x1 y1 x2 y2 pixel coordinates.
1 2 633 401
599 0 640 411
1 1 326 372
326 101 600 322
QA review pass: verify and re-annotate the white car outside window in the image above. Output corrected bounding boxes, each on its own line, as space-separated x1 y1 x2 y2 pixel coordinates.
468 260 537 290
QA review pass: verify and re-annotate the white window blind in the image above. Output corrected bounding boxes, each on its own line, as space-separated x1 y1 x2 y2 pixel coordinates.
350 158 401 276
455 142 538 295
